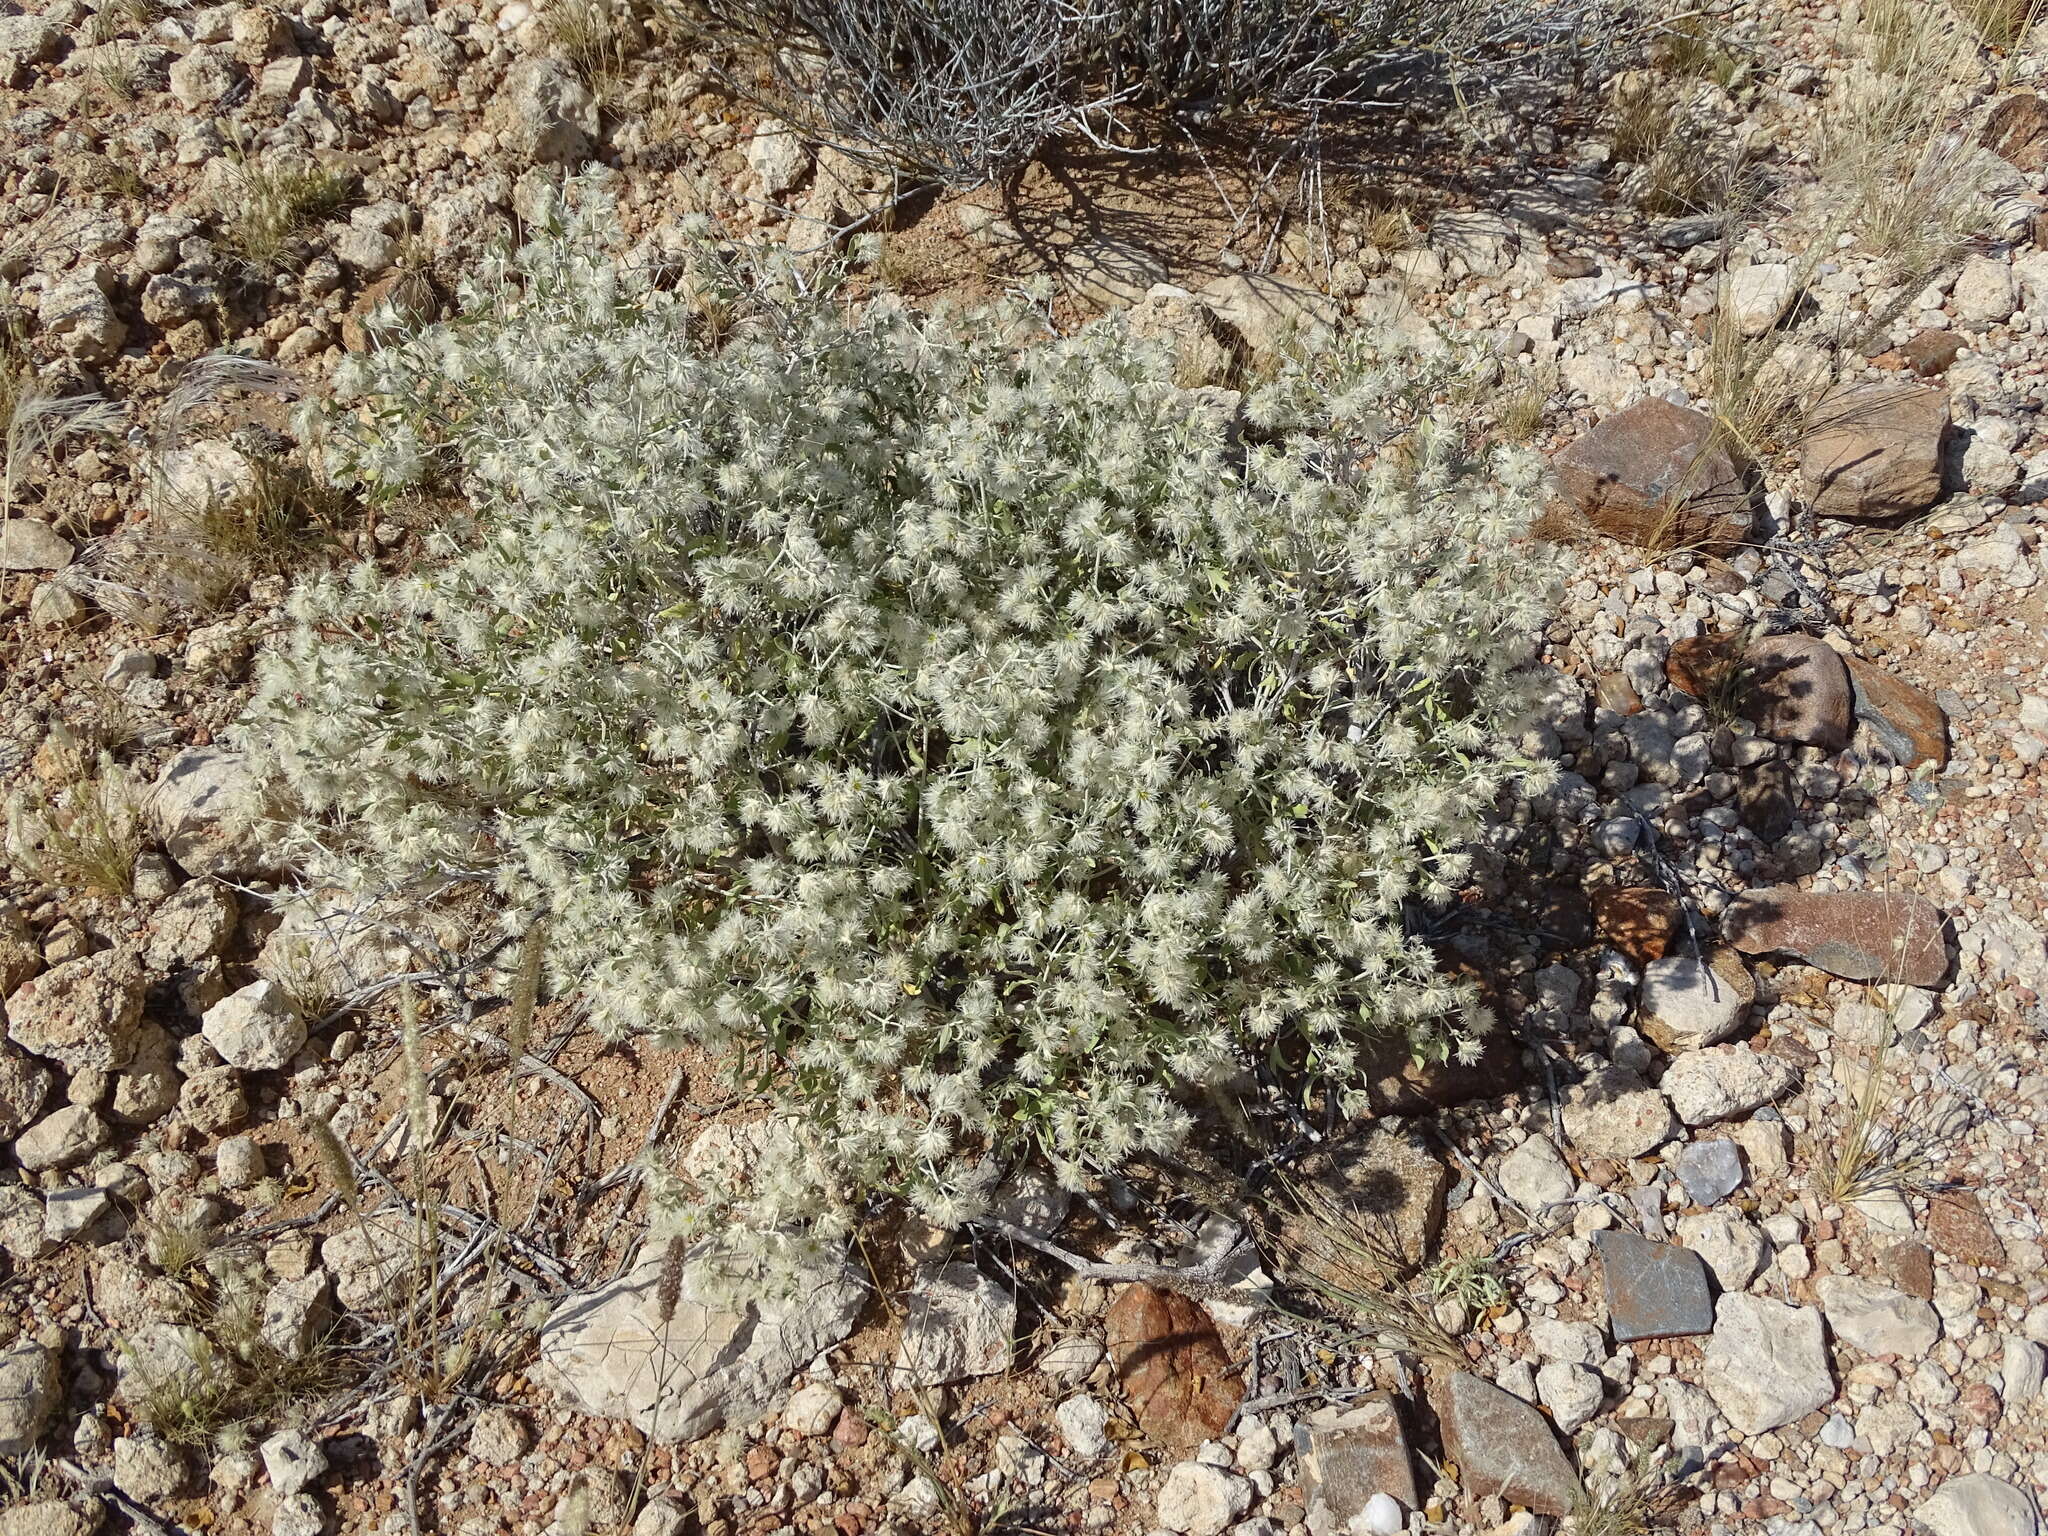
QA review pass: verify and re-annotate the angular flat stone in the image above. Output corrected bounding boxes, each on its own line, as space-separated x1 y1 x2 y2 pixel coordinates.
1882 1240 1936 1301
1722 888 1947 987
1800 383 1950 521
1638 949 1755 1052
1672 1139 1745 1207
0 518 75 572
1105 1284 1243 1452
1926 1190 2008 1268
1846 657 1949 769
1553 398 1752 551
895 1262 1015 1385
1197 273 1339 365
535 1247 864 1441
1296 1395 1418 1524
1436 1372 1577 1515
1597 1230 1714 1341
1743 634 1852 750
1700 1294 1834 1434
1817 1275 1940 1358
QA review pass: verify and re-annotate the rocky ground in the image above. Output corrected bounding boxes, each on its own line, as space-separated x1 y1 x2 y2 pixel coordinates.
5 1 2048 1535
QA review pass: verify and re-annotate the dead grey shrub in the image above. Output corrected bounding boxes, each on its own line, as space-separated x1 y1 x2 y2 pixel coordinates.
666 0 1629 186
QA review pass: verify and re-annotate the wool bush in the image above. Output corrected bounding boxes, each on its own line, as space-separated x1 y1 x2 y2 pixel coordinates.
250 198 1558 1275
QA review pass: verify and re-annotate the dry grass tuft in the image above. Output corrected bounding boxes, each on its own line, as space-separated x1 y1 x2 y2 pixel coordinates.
1571 1439 1679 1536
219 158 358 274
1267 1176 1470 1361
1816 1 1992 275
1814 989 1947 1207
1609 77 1747 217
123 453 348 613
1653 12 1749 88
1957 0 2046 50
544 0 638 95
1494 363 1555 445
121 1252 355 1448
2 338 126 522
4 756 146 898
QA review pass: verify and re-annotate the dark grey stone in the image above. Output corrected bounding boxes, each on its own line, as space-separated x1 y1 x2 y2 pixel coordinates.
1597 1230 1715 1342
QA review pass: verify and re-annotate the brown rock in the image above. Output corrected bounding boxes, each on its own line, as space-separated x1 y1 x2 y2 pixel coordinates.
1553 398 1752 551
1845 657 1949 769
1800 384 1950 521
1743 635 1853 751
1722 887 1947 987
1897 331 1965 378
1881 1240 1936 1301
1104 1285 1243 1452
1593 886 1682 966
1984 92 2048 173
1435 1372 1578 1515
1298 1396 1419 1521
1595 671 1644 714
1665 632 1744 702
1278 1124 1449 1285
1926 1190 2007 1268
1737 758 1797 841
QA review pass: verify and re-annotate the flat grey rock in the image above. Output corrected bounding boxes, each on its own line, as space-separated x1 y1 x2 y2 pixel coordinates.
1817 1275 1940 1358
536 1246 865 1440
1597 1230 1714 1341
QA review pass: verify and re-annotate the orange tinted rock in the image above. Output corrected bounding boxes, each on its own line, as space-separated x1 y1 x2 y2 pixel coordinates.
1104 1285 1243 1452
1593 886 1683 966
1845 657 1949 769
1926 1190 2007 1268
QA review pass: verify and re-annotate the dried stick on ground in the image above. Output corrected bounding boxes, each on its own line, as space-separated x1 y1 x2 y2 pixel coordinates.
971 1214 1260 1304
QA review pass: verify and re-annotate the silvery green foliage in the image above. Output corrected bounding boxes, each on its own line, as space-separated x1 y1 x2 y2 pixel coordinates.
251 201 1557 1274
